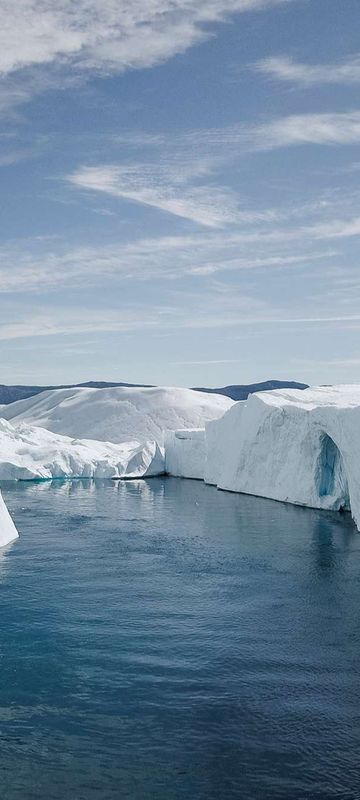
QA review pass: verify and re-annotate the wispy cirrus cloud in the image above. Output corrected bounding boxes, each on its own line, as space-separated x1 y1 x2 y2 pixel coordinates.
69 113 360 216
0 0 294 124
184 111 360 151
107 111 360 155
253 54 360 85
67 163 242 227
4 298 360 342
0 306 165 341
0 227 340 294
66 108 360 228
6 174 360 298
0 0 290 78
7 183 360 295
67 162 276 227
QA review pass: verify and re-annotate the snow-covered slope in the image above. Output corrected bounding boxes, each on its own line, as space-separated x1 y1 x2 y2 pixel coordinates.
0 419 164 480
0 491 18 547
0 386 232 444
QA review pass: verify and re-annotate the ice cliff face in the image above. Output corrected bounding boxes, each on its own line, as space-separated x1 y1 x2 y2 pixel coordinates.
0 491 18 547
206 386 360 523
165 429 205 480
166 386 360 531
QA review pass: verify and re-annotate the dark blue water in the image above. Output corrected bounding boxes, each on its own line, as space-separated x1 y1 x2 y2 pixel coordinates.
0 478 360 800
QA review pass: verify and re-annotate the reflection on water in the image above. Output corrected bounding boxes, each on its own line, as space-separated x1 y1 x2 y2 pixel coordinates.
0 478 359 800
0 541 16 582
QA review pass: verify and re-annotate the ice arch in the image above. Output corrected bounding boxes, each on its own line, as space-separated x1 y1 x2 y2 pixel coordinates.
317 433 350 512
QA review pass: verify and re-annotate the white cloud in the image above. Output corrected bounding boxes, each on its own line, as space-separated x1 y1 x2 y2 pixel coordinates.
103 114 360 196
254 112 360 149
0 233 337 294
3 303 360 342
0 305 164 341
68 164 239 227
0 0 289 78
67 108 360 227
184 111 360 152
253 54 360 85
2 188 360 298
2 241 360 342
67 162 273 227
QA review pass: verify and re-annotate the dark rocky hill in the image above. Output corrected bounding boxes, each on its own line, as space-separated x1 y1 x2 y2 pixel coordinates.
192 380 308 401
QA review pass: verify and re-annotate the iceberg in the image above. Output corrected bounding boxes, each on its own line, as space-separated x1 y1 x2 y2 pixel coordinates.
0 419 164 480
165 386 360 532
5 381 360 534
206 385 360 529
0 385 233 444
0 491 18 547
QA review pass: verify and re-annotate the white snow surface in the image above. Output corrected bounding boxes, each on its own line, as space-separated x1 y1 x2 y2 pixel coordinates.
0 490 18 547
0 386 233 444
165 429 205 480
0 418 164 480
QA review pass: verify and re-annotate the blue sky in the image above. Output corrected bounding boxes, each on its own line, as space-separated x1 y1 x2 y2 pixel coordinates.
1 0 360 387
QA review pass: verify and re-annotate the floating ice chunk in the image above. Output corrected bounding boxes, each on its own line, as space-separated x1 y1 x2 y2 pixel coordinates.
112 441 165 479
0 491 18 547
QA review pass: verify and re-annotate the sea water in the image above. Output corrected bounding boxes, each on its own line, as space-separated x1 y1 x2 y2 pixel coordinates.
0 477 359 800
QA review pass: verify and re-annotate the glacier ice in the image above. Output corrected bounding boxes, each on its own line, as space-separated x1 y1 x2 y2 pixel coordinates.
0 491 18 547
0 384 230 482
0 385 233 444
0 419 164 480
4 382 360 535
165 385 360 531
165 429 205 480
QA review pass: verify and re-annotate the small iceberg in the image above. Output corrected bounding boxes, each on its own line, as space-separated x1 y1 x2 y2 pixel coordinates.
0 491 19 547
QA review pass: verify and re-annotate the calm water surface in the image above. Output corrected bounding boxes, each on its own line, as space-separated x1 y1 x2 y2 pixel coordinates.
0 477 360 800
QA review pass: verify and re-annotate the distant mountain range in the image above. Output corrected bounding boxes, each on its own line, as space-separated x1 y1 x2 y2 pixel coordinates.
0 381 153 405
193 380 308 401
0 379 308 406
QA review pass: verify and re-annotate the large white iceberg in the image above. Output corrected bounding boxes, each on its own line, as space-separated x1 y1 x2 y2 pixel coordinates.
5 382 360 536
0 386 233 444
0 491 18 547
0 419 164 480
165 386 360 531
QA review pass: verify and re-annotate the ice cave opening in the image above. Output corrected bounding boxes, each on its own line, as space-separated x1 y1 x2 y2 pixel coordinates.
318 433 350 512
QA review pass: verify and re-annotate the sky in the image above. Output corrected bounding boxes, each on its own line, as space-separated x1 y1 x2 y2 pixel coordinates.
1 0 360 387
